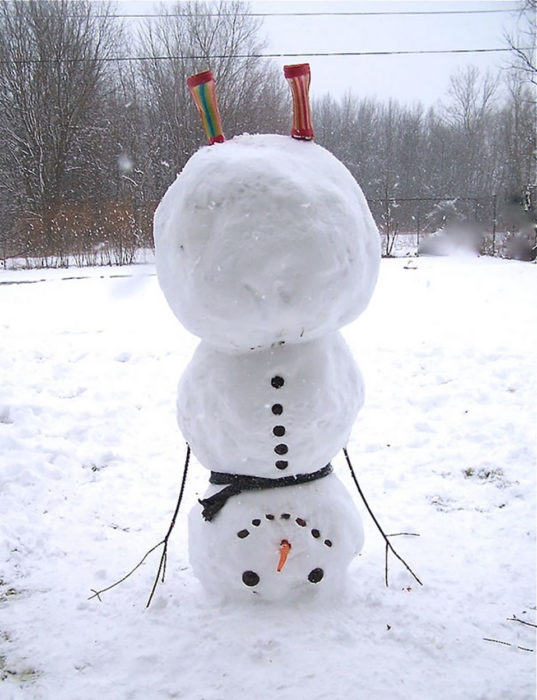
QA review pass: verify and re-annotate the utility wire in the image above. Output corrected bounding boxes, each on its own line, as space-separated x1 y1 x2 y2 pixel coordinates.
102 9 520 18
0 47 528 65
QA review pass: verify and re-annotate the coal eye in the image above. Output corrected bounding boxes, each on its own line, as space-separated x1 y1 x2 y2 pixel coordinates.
308 568 324 584
242 571 260 587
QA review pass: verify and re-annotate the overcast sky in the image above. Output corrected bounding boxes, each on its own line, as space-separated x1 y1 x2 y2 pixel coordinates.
116 0 527 106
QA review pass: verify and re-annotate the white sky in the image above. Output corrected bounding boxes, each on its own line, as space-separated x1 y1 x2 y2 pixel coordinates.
115 0 528 106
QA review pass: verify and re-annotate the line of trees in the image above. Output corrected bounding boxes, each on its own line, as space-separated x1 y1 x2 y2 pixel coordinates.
315 65 535 256
0 0 535 267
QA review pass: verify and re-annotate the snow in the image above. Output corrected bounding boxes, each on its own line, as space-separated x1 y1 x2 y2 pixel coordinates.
1 255 535 699
178 333 363 476
189 474 363 603
154 134 380 351
159 134 376 602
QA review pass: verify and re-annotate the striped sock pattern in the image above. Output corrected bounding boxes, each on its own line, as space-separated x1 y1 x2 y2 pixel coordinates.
187 70 225 145
284 63 314 140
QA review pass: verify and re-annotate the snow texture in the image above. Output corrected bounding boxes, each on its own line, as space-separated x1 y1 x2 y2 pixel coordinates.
177 333 363 476
189 474 363 602
154 134 380 351
0 255 535 699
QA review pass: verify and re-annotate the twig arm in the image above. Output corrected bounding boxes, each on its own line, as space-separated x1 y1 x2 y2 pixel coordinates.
343 447 423 587
88 444 192 607
146 444 191 607
88 541 164 601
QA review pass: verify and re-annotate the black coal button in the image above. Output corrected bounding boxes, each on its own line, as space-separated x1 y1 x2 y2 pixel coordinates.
242 571 260 587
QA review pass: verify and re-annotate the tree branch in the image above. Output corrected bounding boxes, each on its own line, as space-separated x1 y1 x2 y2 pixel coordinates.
343 447 423 587
483 637 534 653
145 444 191 608
88 444 191 607
507 615 537 628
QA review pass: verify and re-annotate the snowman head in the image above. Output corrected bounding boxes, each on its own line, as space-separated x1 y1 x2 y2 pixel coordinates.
188 477 363 602
153 67 380 352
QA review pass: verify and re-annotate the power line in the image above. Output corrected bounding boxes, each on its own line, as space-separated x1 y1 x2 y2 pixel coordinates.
104 9 519 18
0 47 528 65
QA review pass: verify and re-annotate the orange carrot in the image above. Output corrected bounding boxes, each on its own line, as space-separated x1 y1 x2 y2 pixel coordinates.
277 540 292 572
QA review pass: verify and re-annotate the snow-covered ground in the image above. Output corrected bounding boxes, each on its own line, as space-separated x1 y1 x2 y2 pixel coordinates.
1 254 535 699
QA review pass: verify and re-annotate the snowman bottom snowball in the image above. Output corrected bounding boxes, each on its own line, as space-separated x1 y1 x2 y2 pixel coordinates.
189 475 363 602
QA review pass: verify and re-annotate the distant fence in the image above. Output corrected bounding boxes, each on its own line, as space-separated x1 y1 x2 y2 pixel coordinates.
367 194 536 259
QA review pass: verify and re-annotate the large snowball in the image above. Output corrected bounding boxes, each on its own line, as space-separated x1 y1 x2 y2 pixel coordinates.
177 333 363 476
189 474 363 602
154 134 380 351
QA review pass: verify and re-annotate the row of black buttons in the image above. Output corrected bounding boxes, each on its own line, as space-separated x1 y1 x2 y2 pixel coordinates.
271 376 288 470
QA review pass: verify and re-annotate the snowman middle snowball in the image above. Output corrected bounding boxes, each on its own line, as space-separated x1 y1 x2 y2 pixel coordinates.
154 132 380 601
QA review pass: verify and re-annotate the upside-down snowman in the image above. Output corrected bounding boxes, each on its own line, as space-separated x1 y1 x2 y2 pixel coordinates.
153 65 380 601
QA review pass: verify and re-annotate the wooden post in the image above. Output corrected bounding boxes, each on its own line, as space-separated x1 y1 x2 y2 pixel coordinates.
492 193 497 256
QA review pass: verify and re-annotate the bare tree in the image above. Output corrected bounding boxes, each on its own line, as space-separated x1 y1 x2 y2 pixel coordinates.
0 0 122 259
499 72 536 195
439 67 502 198
137 0 287 191
311 63 535 253
443 66 498 134
505 0 536 85
0 1 120 207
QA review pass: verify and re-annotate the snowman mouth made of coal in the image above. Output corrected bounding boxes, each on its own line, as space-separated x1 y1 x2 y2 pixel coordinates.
188 475 363 602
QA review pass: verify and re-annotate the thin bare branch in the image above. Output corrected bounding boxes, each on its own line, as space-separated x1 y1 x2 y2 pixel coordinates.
343 448 423 588
88 444 191 607
88 540 164 602
483 638 534 653
507 615 537 628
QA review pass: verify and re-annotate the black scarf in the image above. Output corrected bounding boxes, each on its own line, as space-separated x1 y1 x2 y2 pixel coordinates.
199 464 333 521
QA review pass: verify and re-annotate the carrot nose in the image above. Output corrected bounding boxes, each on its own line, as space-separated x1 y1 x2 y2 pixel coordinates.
277 540 291 572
